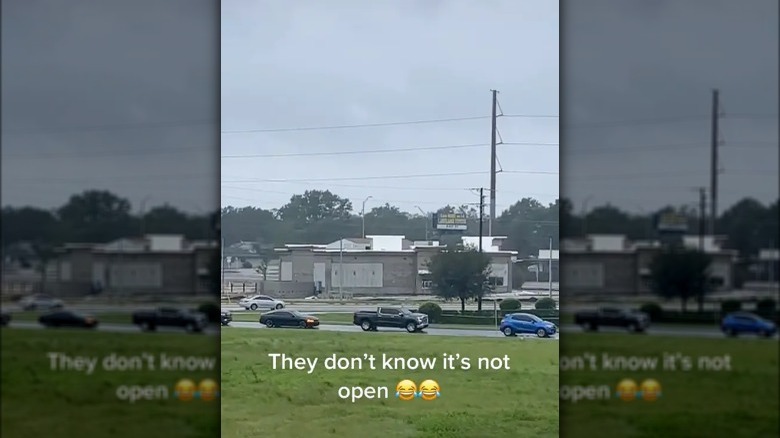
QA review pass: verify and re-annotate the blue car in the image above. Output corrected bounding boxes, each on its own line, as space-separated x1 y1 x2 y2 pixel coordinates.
721 312 777 338
499 313 557 338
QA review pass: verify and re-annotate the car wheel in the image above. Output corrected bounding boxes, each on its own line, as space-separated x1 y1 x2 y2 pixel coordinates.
588 323 598 331
627 323 637 332
299 321 307 329
502 327 514 337
406 322 417 333
250 304 258 311
265 320 274 328
360 320 372 331
761 330 773 338
727 328 737 337
536 328 547 338
275 303 284 310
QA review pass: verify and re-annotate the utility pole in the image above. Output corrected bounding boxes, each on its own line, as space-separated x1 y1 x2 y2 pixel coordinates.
709 89 719 235
489 89 498 237
548 236 553 299
698 187 707 313
478 188 485 253
698 187 706 252
478 186 490 318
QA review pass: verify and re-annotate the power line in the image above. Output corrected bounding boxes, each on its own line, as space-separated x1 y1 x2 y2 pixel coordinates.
223 171 486 183
569 169 777 181
223 143 484 159
221 141 558 159
11 172 216 183
4 144 215 159
223 169 558 184
220 116 490 134
567 140 776 155
223 181 557 199
501 114 559 119
1 119 216 135
564 113 778 129
221 113 564 134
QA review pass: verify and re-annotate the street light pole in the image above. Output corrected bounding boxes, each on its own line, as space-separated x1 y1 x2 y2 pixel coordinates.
415 206 429 241
139 195 152 237
581 195 593 236
361 196 372 238
338 237 344 300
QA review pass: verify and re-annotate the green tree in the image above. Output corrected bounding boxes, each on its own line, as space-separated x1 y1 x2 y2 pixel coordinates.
427 248 491 312
57 190 135 242
649 247 712 312
717 198 772 257
0 207 60 245
277 190 352 224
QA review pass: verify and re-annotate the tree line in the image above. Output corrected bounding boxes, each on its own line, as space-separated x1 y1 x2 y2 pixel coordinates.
560 197 779 258
221 189 561 258
1 190 219 249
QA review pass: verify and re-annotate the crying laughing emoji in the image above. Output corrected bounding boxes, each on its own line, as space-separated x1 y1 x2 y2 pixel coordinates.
418 379 440 401
395 379 417 401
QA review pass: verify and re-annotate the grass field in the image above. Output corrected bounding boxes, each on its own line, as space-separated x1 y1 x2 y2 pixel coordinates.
559 333 779 438
221 328 559 438
1 329 219 438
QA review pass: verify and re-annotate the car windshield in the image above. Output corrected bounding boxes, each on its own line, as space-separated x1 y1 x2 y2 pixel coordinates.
527 314 543 322
289 311 305 317
401 309 413 315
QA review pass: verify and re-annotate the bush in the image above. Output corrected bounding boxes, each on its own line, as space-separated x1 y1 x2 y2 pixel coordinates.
198 302 221 323
721 299 742 314
499 298 521 311
756 298 777 313
418 302 443 323
639 302 663 322
535 297 557 310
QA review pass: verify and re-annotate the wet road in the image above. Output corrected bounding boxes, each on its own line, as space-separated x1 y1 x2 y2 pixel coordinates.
4 321 219 336
226 321 560 340
560 324 779 339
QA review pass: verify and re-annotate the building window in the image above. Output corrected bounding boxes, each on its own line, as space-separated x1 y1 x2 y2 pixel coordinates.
489 276 504 287
421 280 433 289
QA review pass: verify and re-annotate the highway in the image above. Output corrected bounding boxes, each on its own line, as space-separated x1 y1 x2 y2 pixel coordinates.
560 324 779 340
6 319 776 341
226 321 559 340
4 321 219 336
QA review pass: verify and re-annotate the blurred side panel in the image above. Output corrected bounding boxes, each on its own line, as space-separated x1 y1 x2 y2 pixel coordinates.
1 1 221 437
560 0 779 437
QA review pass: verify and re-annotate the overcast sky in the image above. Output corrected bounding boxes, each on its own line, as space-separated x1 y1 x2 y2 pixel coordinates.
221 0 560 216
563 0 779 216
1 0 218 214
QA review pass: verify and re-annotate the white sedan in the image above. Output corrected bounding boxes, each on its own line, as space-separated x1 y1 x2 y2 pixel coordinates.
19 294 64 311
238 295 285 311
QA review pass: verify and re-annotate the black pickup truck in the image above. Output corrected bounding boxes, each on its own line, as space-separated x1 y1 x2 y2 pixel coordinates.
574 307 649 333
132 307 208 332
353 307 429 333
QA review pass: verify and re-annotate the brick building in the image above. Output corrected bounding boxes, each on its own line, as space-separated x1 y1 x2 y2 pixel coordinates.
263 235 517 298
51 234 218 296
561 234 738 296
